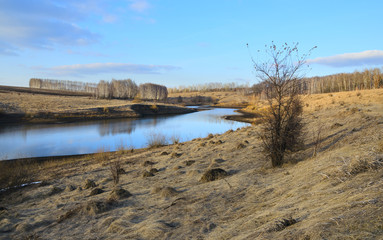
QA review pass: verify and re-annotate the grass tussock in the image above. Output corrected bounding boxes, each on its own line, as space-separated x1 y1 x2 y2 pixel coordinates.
199 168 228 183
147 132 168 148
331 155 383 180
109 158 124 185
95 147 111 165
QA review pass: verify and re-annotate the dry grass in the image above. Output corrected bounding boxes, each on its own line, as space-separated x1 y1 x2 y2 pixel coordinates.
95 147 111 165
0 89 133 114
146 132 168 148
1 88 383 239
109 158 123 185
0 160 37 190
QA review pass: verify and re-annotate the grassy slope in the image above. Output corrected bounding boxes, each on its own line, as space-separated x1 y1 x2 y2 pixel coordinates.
0 89 383 239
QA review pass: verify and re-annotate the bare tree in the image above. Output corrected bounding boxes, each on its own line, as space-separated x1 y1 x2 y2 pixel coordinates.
139 83 168 101
252 42 316 167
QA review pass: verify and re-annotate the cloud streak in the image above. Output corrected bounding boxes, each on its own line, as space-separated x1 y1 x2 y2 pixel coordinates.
35 63 181 76
307 50 383 67
0 0 99 55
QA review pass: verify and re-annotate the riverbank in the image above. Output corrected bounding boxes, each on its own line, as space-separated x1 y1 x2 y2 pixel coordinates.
1 89 383 239
0 86 196 124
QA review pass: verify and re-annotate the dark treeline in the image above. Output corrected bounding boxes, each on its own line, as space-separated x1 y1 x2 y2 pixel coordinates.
29 78 97 93
29 78 168 101
252 67 383 97
168 82 250 94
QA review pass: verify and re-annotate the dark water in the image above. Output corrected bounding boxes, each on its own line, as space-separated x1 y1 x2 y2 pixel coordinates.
0 108 249 160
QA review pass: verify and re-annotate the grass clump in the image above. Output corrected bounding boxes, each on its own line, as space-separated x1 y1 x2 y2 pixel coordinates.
170 135 180 144
142 171 154 178
95 147 110 165
83 179 97 189
147 132 168 148
200 168 228 183
109 187 132 200
109 158 124 185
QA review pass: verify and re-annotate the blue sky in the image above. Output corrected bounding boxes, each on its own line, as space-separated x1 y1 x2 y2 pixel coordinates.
1 0 383 88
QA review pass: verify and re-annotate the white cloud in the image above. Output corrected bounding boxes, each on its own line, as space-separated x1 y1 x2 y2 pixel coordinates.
307 50 383 67
0 1 99 54
35 63 181 76
129 0 151 12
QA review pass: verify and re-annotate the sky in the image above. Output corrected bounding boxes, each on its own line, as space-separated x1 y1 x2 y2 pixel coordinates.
1 0 383 88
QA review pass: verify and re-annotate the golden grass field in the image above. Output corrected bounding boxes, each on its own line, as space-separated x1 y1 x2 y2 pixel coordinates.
0 89 383 239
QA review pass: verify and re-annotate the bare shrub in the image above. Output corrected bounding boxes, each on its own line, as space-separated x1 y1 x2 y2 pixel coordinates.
251 42 315 167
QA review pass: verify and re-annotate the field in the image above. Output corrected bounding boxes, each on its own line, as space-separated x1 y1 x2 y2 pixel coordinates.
1 89 383 239
0 86 195 124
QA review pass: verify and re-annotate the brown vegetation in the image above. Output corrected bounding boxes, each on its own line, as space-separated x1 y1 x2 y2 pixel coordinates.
1 89 383 239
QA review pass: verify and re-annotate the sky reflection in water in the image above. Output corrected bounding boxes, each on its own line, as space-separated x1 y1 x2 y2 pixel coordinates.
0 108 249 160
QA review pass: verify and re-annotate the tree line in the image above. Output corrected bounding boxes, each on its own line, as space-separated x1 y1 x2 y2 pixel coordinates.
252 67 383 98
302 68 383 94
29 78 168 101
168 82 250 94
29 78 97 93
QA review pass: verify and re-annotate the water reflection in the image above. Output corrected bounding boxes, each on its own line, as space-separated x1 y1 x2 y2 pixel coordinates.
0 108 249 160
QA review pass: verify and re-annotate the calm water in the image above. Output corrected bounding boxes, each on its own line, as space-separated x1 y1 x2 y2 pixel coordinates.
0 108 249 160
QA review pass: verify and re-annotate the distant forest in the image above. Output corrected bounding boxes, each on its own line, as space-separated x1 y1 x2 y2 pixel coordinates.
29 78 168 101
170 68 383 95
30 67 383 100
301 67 383 94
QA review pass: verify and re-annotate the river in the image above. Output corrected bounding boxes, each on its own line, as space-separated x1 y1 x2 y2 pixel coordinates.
0 108 250 160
